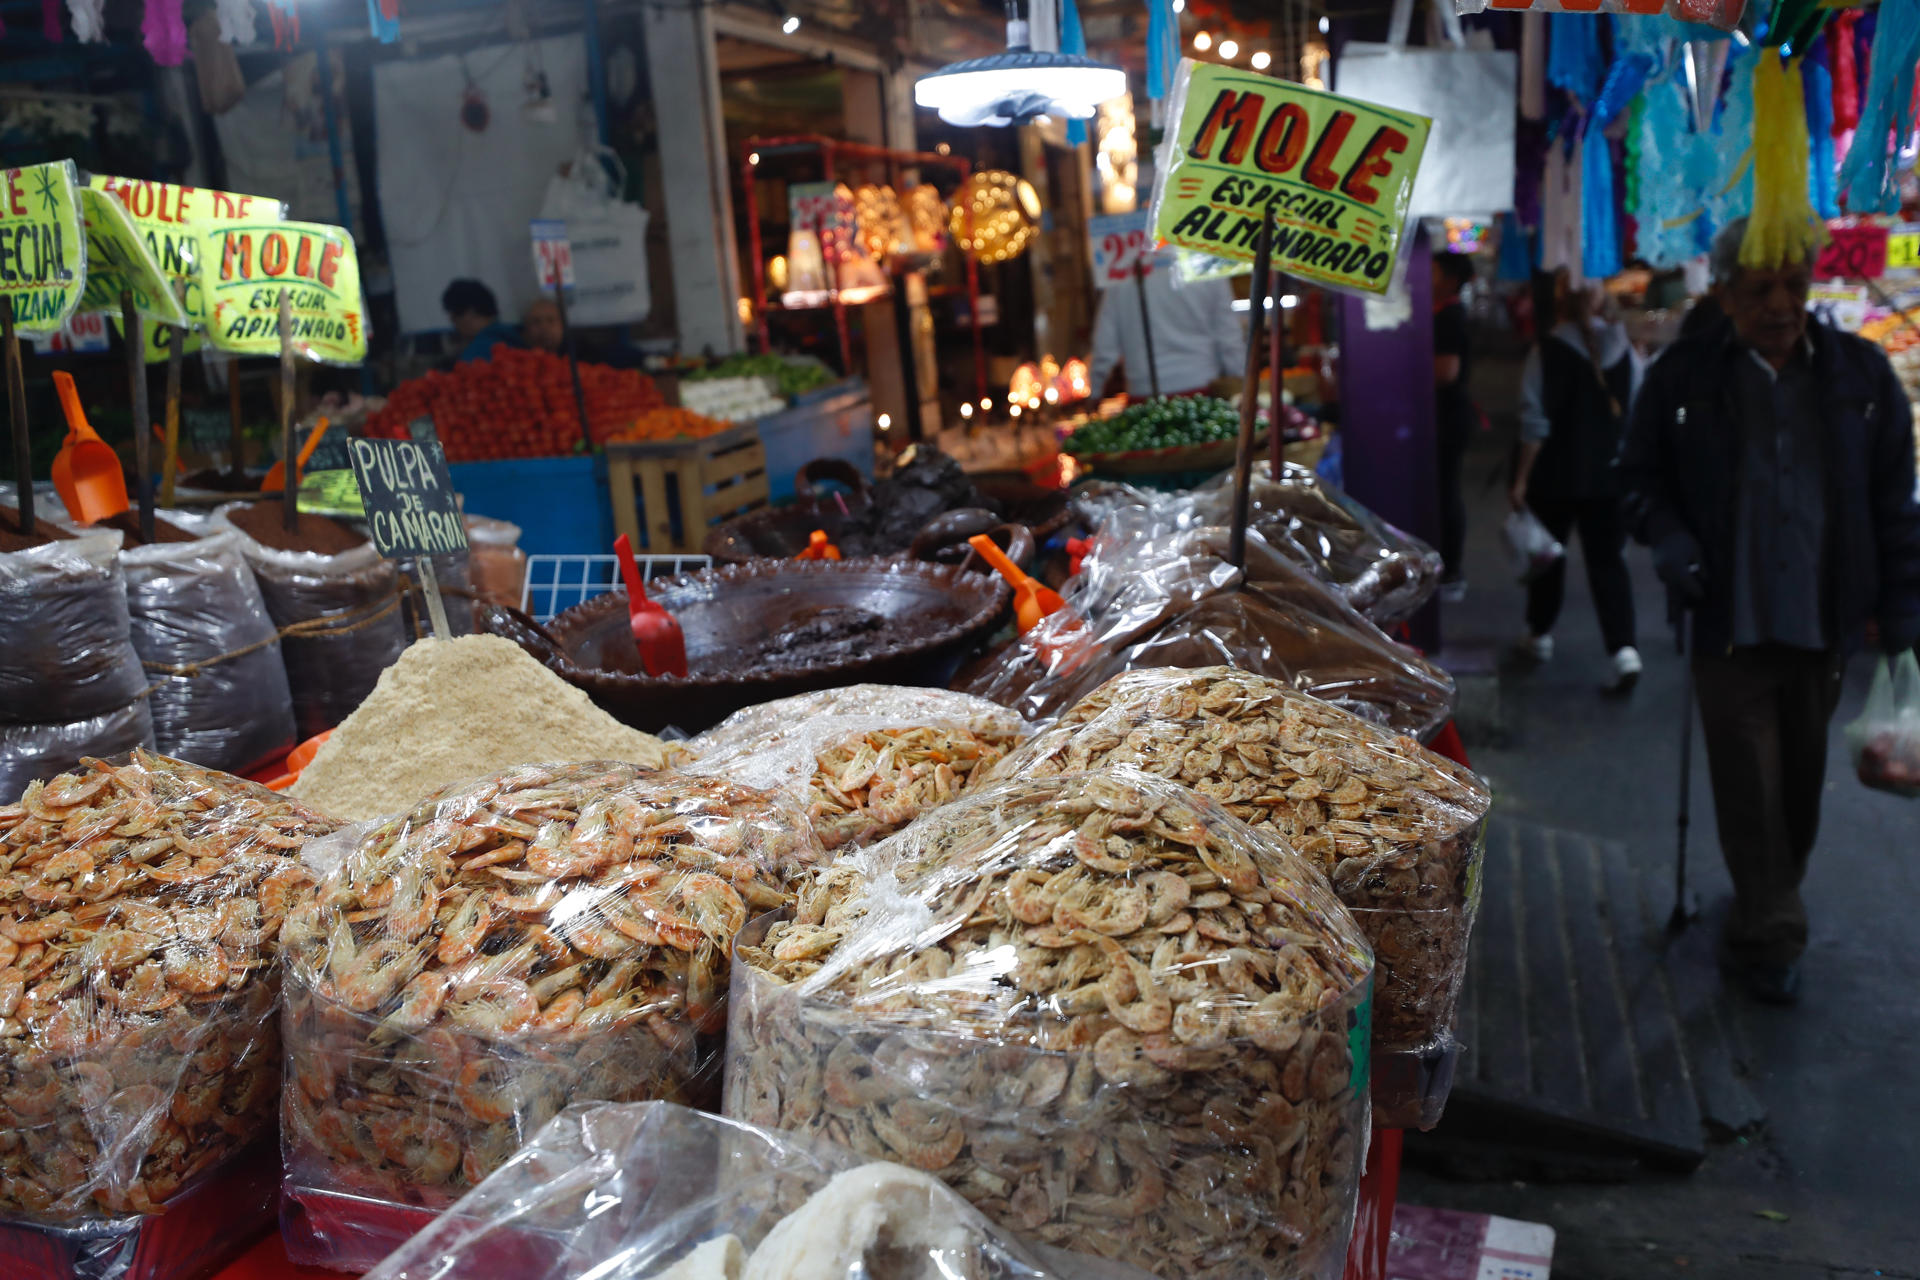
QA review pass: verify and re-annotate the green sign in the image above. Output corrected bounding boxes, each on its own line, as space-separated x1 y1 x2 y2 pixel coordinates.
1151 60 1431 297
0 162 86 337
77 186 190 328
298 468 365 518
202 221 367 365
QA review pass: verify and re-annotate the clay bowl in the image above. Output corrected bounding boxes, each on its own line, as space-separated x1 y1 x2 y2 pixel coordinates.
542 558 1011 733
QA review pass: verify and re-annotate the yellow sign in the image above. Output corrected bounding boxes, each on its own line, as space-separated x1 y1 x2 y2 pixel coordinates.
0 162 86 337
89 176 284 360
1151 60 1431 297
297 468 365 518
1889 231 1920 272
77 187 190 328
201 221 367 365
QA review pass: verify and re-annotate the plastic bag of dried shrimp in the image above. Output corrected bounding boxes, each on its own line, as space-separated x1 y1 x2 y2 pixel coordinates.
278 761 822 1273
726 768 1374 1280
0 750 340 1231
993 667 1489 1082
953 516 1454 739
361 1100 1071 1280
686 685 1029 852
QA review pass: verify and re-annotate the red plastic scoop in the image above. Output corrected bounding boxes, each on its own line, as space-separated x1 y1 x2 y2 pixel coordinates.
613 534 688 678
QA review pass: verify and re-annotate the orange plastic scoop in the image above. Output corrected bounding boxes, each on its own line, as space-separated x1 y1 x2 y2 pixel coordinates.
968 532 1066 634
262 416 331 494
795 529 841 560
614 533 688 678
50 371 129 525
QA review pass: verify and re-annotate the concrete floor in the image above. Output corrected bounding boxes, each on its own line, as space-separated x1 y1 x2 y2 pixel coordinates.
1396 400 1920 1277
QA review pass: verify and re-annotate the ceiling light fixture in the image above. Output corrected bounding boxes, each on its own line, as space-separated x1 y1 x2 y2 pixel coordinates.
915 4 1126 128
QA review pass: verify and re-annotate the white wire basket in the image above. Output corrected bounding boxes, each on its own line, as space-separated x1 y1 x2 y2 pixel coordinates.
521 553 712 624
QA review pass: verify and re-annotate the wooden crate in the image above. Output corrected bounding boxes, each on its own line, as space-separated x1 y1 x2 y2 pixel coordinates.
605 424 770 553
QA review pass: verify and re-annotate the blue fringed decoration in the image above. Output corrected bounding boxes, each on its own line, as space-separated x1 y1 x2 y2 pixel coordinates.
368 0 398 42
1838 0 1920 213
1803 44 1837 218
1063 0 1089 146
1582 130 1621 279
1593 52 1654 129
1548 13 1605 103
1146 0 1178 102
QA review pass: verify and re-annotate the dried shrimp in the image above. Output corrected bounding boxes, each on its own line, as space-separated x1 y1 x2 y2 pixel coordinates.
0 750 339 1223
726 768 1372 1280
282 761 817 1209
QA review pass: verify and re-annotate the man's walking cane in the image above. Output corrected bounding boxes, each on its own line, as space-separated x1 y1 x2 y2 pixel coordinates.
1669 600 1702 932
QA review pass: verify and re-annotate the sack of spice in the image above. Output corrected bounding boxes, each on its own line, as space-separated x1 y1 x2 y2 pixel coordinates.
0 750 339 1227
0 530 155 798
727 768 1373 1280
361 1100 1063 1280
279 762 821 1272
214 502 409 740
954 515 1455 739
992 667 1490 1075
686 685 1029 851
123 526 298 777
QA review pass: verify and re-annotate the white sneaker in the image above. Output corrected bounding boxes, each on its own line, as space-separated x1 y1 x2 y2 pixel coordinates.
1515 631 1553 663
1608 645 1643 694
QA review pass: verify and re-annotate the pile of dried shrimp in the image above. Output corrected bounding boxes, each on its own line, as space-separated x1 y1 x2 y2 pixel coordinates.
727 769 1372 1280
282 762 817 1207
999 667 1490 1053
0 750 339 1222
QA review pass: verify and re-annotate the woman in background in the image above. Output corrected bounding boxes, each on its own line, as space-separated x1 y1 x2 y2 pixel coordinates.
1510 270 1643 694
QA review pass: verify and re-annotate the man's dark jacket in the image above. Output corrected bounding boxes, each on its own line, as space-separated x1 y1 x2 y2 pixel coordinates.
1617 315 1920 656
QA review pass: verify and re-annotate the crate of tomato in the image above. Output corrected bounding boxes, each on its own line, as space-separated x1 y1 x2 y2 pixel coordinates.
367 347 665 461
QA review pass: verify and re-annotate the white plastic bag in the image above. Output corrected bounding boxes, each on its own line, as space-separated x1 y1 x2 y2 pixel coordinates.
1501 509 1564 584
538 146 651 327
1846 651 1920 798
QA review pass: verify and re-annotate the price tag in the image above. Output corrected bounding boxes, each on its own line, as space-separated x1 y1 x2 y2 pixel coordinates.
1887 229 1920 272
530 219 574 290
1814 222 1889 280
32 312 110 354
1089 211 1158 289
347 432 467 639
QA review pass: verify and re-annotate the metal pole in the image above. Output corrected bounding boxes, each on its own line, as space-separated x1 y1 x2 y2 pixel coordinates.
3 299 30 534
1133 258 1161 399
555 281 592 449
1228 209 1274 572
123 290 154 544
279 288 297 533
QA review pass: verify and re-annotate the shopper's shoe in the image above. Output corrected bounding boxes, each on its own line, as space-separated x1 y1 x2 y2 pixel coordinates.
1603 645 1643 696
1438 576 1468 604
1511 630 1553 664
1740 961 1801 1006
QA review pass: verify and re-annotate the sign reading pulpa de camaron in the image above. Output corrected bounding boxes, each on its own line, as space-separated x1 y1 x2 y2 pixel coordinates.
0 162 86 337
202 221 367 365
1151 60 1431 297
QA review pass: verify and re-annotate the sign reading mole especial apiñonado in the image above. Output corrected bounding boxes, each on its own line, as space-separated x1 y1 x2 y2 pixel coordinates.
201 220 367 364
1151 60 1431 297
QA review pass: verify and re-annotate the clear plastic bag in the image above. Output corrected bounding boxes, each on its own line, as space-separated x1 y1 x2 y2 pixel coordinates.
0 532 157 797
123 528 297 777
213 505 408 741
279 762 822 1271
1847 651 1920 798
726 768 1374 1280
1501 509 1564 585
361 1100 1065 1280
686 685 1030 851
1187 463 1444 626
0 750 340 1227
954 514 1455 739
992 667 1490 1057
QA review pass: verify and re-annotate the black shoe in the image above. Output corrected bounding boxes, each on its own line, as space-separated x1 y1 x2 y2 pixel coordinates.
1740 962 1801 1006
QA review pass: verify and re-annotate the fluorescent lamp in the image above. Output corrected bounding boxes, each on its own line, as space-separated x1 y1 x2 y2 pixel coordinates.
916 49 1127 127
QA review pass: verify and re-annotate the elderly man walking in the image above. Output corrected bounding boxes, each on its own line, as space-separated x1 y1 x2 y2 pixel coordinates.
1619 218 1920 1004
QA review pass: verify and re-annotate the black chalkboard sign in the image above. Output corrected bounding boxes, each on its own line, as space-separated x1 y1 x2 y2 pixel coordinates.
346 434 468 558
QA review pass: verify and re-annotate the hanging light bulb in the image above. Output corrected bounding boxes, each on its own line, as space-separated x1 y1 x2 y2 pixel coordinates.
1250 50 1271 70
1193 31 1212 51
1219 39 1239 60
781 12 800 34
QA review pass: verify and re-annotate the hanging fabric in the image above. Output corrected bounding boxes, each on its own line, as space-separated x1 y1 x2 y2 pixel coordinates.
1705 39 1754 228
367 0 398 43
1497 211 1534 281
1541 133 1585 285
1062 0 1088 146
65 0 105 41
1743 52 1823 268
1582 126 1621 279
1803 42 1838 218
1145 0 1179 106
143 0 188 63
1548 13 1605 103
1829 11 1861 132
215 0 254 42
1837 0 1920 213
40 0 60 39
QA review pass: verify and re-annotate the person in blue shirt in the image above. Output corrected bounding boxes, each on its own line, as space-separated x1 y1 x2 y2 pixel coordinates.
442 279 519 364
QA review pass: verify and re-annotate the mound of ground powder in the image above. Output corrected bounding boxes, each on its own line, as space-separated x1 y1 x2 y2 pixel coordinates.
290 634 678 819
